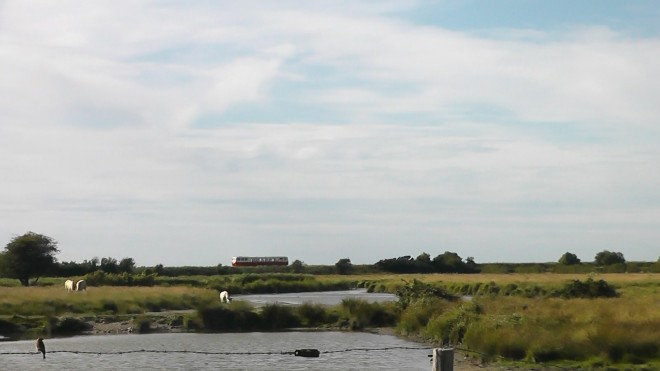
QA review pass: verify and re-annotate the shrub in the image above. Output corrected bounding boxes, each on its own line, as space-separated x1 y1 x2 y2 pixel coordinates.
553 278 618 298
397 298 449 335
198 302 260 331
426 302 481 344
99 300 119 314
396 279 454 309
134 316 152 333
0 318 20 335
51 317 92 334
260 304 299 329
340 299 397 330
296 302 328 326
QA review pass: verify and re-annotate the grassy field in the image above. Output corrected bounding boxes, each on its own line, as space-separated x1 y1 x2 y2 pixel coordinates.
0 286 218 316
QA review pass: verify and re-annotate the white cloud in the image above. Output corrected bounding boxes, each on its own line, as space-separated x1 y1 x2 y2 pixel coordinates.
1 1 658 264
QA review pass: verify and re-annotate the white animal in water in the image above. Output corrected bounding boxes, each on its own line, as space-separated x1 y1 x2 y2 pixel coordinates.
219 291 232 303
75 280 87 291
65 280 75 292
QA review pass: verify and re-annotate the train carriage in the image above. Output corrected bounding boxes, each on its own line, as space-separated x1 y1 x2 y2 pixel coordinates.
231 256 289 267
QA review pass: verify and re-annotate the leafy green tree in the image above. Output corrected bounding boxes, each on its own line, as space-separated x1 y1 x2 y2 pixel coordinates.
290 259 304 273
100 257 119 273
119 257 136 273
558 252 581 265
0 232 60 286
432 251 474 273
594 250 625 266
335 258 353 275
415 252 431 264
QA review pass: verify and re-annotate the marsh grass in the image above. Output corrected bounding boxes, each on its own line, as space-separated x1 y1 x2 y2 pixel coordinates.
339 298 398 329
0 286 218 316
296 302 330 326
419 295 660 365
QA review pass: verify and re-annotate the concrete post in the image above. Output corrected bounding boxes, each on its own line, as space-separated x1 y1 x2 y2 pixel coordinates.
431 347 454 371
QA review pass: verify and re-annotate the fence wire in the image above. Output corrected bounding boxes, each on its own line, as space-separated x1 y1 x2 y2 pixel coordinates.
1 345 430 357
0 346 578 369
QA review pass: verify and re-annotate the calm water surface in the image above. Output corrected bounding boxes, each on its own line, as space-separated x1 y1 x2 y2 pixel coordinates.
0 332 431 370
233 289 397 307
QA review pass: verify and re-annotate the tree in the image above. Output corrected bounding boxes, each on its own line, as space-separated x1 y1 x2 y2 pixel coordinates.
290 259 304 273
118 257 136 273
594 250 625 266
433 251 468 273
335 258 353 275
415 252 431 264
0 232 60 286
100 257 119 273
558 252 581 265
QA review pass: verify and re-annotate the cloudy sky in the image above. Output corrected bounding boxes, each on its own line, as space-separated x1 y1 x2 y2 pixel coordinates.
1 1 659 266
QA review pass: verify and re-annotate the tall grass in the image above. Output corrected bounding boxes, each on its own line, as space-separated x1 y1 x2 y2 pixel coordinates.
0 286 218 316
401 295 660 366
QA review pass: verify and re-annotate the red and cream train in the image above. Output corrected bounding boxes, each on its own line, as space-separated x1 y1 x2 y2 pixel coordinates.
231 256 289 267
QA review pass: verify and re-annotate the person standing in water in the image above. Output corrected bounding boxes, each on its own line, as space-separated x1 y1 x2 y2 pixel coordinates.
36 338 46 359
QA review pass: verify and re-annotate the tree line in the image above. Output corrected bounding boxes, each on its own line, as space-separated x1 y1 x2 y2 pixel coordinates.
1 231 659 286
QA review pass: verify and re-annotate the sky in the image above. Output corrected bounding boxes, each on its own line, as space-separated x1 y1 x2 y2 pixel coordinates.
1 1 659 266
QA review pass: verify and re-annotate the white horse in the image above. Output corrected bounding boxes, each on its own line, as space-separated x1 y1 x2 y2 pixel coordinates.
65 280 75 292
75 280 87 291
219 291 232 303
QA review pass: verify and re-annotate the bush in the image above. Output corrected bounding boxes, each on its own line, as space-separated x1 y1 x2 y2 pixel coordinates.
51 317 92 335
198 302 260 331
426 302 481 344
340 299 397 330
260 304 299 329
552 278 618 298
397 298 448 335
296 303 328 326
396 279 454 309
0 318 20 335
134 316 152 333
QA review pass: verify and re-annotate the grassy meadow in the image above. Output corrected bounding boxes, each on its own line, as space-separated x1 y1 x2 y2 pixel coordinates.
0 286 218 316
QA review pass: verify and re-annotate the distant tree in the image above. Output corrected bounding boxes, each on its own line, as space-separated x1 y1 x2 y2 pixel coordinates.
82 257 100 272
415 252 431 264
154 264 165 276
558 252 581 265
432 251 472 273
0 232 60 286
290 259 304 273
414 252 434 272
100 257 119 273
594 250 625 266
58 261 88 276
652 257 660 273
375 256 416 273
118 257 136 273
335 258 353 275
465 256 478 271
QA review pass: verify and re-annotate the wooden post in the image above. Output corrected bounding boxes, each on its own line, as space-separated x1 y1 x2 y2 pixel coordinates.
431 347 454 371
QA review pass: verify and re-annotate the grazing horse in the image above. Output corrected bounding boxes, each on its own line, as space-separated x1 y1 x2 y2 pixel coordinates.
36 338 46 359
219 291 232 303
75 280 87 291
65 280 75 292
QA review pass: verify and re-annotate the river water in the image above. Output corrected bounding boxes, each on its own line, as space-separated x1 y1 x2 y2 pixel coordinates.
0 332 432 370
233 288 397 307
